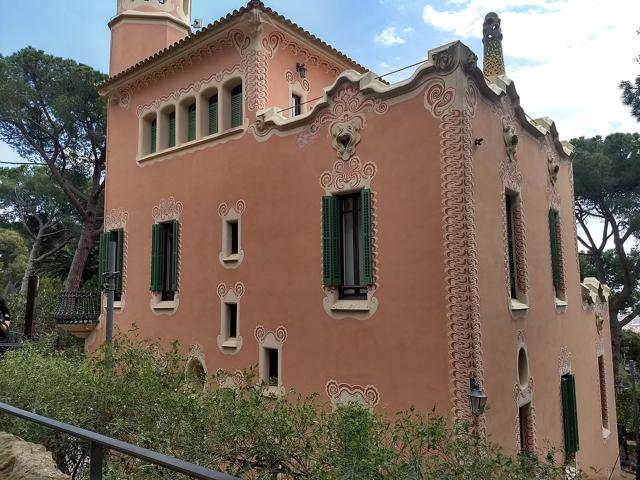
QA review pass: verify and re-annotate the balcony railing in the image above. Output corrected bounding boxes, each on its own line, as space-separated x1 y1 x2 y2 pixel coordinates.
52 291 101 325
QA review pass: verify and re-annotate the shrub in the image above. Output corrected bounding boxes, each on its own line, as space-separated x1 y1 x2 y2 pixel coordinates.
0 336 578 480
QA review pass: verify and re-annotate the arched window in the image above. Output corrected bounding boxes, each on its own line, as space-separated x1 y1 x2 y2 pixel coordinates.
168 111 176 148
187 103 196 141
208 93 218 135
230 84 243 128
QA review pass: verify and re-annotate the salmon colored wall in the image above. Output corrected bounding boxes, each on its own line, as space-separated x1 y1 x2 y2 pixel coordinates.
472 96 618 477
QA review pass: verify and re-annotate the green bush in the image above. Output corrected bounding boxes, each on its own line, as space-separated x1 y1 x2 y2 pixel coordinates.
0 336 577 480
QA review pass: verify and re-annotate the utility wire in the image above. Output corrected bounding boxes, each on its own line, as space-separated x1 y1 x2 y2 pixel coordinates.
277 57 430 115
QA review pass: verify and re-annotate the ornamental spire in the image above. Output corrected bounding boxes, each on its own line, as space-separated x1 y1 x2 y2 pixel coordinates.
482 12 505 78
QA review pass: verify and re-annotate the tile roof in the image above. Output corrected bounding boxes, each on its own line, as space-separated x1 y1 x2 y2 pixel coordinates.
100 0 367 89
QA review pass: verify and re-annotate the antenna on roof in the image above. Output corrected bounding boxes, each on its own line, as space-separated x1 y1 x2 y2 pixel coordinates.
192 18 203 29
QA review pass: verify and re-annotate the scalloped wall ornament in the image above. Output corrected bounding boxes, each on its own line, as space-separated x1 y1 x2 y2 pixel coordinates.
152 196 184 222
262 31 342 75
254 324 287 345
217 281 246 300
320 156 376 194
105 208 129 231
424 75 485 428
558 347 572 376
215 369 245 389
285 70 310 92
325 380 380 410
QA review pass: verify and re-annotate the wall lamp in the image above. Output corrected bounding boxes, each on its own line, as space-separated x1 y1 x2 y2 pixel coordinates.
296 62 307 78
469 378 488 415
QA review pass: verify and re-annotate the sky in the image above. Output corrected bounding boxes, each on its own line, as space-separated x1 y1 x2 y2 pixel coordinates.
0 0 639 165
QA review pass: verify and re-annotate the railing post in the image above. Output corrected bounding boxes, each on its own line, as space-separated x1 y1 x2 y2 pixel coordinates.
89 441 104 480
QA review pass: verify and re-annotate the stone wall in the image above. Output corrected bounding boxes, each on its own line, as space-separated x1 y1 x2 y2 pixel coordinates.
0 432 69 480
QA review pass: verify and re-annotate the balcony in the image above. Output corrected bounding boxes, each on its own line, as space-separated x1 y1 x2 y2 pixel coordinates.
53 291 101 338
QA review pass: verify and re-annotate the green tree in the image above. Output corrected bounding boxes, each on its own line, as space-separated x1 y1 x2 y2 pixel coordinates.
0 228 28 294
573 133 640 368
0 166 74 294
0 48 107 291
620 28 640 120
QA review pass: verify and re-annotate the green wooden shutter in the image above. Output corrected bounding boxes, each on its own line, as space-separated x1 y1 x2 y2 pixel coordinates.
567 374 579 452
549 209 561 293
360 189 373 285
168 113 176 148
115 229 125 295
170 220 179 292
208 95 218 135
150 120 157 154
322 196 341 286
98 232 109 291
231 86 242 128
188 104 196 141
560 376 572 453
150 224 165 291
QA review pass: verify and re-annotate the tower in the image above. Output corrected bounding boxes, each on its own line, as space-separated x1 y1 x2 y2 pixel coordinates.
109 0 192 76
482 12 505 78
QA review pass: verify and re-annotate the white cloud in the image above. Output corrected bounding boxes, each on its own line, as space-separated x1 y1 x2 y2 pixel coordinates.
374 27 407 46
402 27 415 33
422 0 640 138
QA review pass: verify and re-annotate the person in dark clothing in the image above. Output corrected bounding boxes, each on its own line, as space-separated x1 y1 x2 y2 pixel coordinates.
0 297 11 340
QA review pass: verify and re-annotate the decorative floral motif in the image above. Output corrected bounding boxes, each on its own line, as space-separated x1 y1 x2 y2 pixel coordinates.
325 380 380 409
242 49 269 111
104 208 129 231
285 70 310 92
320 156 377 193
254 325 287 344
217 282 245 300
262 31 342 74
218 200 246 218
215 369 245 389
152 196 183 222
558 347 572 376
425 77 484 427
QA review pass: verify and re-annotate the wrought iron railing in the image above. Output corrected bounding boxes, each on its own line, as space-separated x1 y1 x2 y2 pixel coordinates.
0 401 240 480
52 291 101 325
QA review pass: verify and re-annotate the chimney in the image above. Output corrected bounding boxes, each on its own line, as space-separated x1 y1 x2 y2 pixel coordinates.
482 12 505 78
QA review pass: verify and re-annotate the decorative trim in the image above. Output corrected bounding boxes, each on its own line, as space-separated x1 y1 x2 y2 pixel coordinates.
285 70 310 92
325 380 380 410
558 347 572 376
218 200 246 268
254 324 287 344
425 75 484 427
215 369 245 389
262 31 342 75
152 196 184 222
330 119 361 161
104 208 129 231
320 156 376 193
216 282 245 354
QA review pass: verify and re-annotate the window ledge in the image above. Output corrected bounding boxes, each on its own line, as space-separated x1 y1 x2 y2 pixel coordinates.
138 125 245 164
331 300 370 312
602 427 611 440
221 339 238 348
555 298 568 308
261 385 284 398
510 299 530 311
153 300 177 310
222 254 240 263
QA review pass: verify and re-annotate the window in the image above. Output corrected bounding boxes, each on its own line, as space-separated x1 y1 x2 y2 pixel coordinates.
208 94 218 135
227 303 237 339
560 373 579 456
519 402 533 453
548 209 564 299
598 356 609 429
505 193 518 299
266 347 279 386
322 190 373 299
187 103 196 141
150 118 157 154
150 221 179 301
168 111 176 148
292 94 302 116
229 221 239 255
230 84 243 128
99 229 125 302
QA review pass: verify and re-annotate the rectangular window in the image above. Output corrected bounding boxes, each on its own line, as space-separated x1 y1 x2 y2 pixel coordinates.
292 94 302 116
322 190 373 298
208 94 218 135
150 119 157 154
187 103 196 141
266 347 279 386
229 221 239 255
505 192 517 299
519 403 532 452
548 209 563 298
98 229 125 302
150 221 179 300
227 303 237 339
231 85 243 128
168 111 176 148
598 356 609 429
561 373 580 456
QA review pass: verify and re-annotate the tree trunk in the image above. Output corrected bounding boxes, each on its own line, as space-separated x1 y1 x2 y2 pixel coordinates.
610 303 622 378
63 212 100 292
20 235 41 296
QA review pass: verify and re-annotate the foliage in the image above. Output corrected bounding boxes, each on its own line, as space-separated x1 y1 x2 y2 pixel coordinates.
573 133 640 367
0 47 107 291
0 337 576 480
0 228 28 293
620 28 640 121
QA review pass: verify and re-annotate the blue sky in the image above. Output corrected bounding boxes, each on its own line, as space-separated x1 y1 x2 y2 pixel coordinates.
1 0 639 163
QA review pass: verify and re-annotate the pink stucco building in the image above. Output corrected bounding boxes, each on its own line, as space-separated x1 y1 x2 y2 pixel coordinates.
60 0 621 476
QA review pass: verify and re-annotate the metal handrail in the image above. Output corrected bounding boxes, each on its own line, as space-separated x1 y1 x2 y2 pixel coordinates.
0 401 240 480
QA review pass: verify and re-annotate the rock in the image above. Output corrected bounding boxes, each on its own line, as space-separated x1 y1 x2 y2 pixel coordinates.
0 432 69 479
